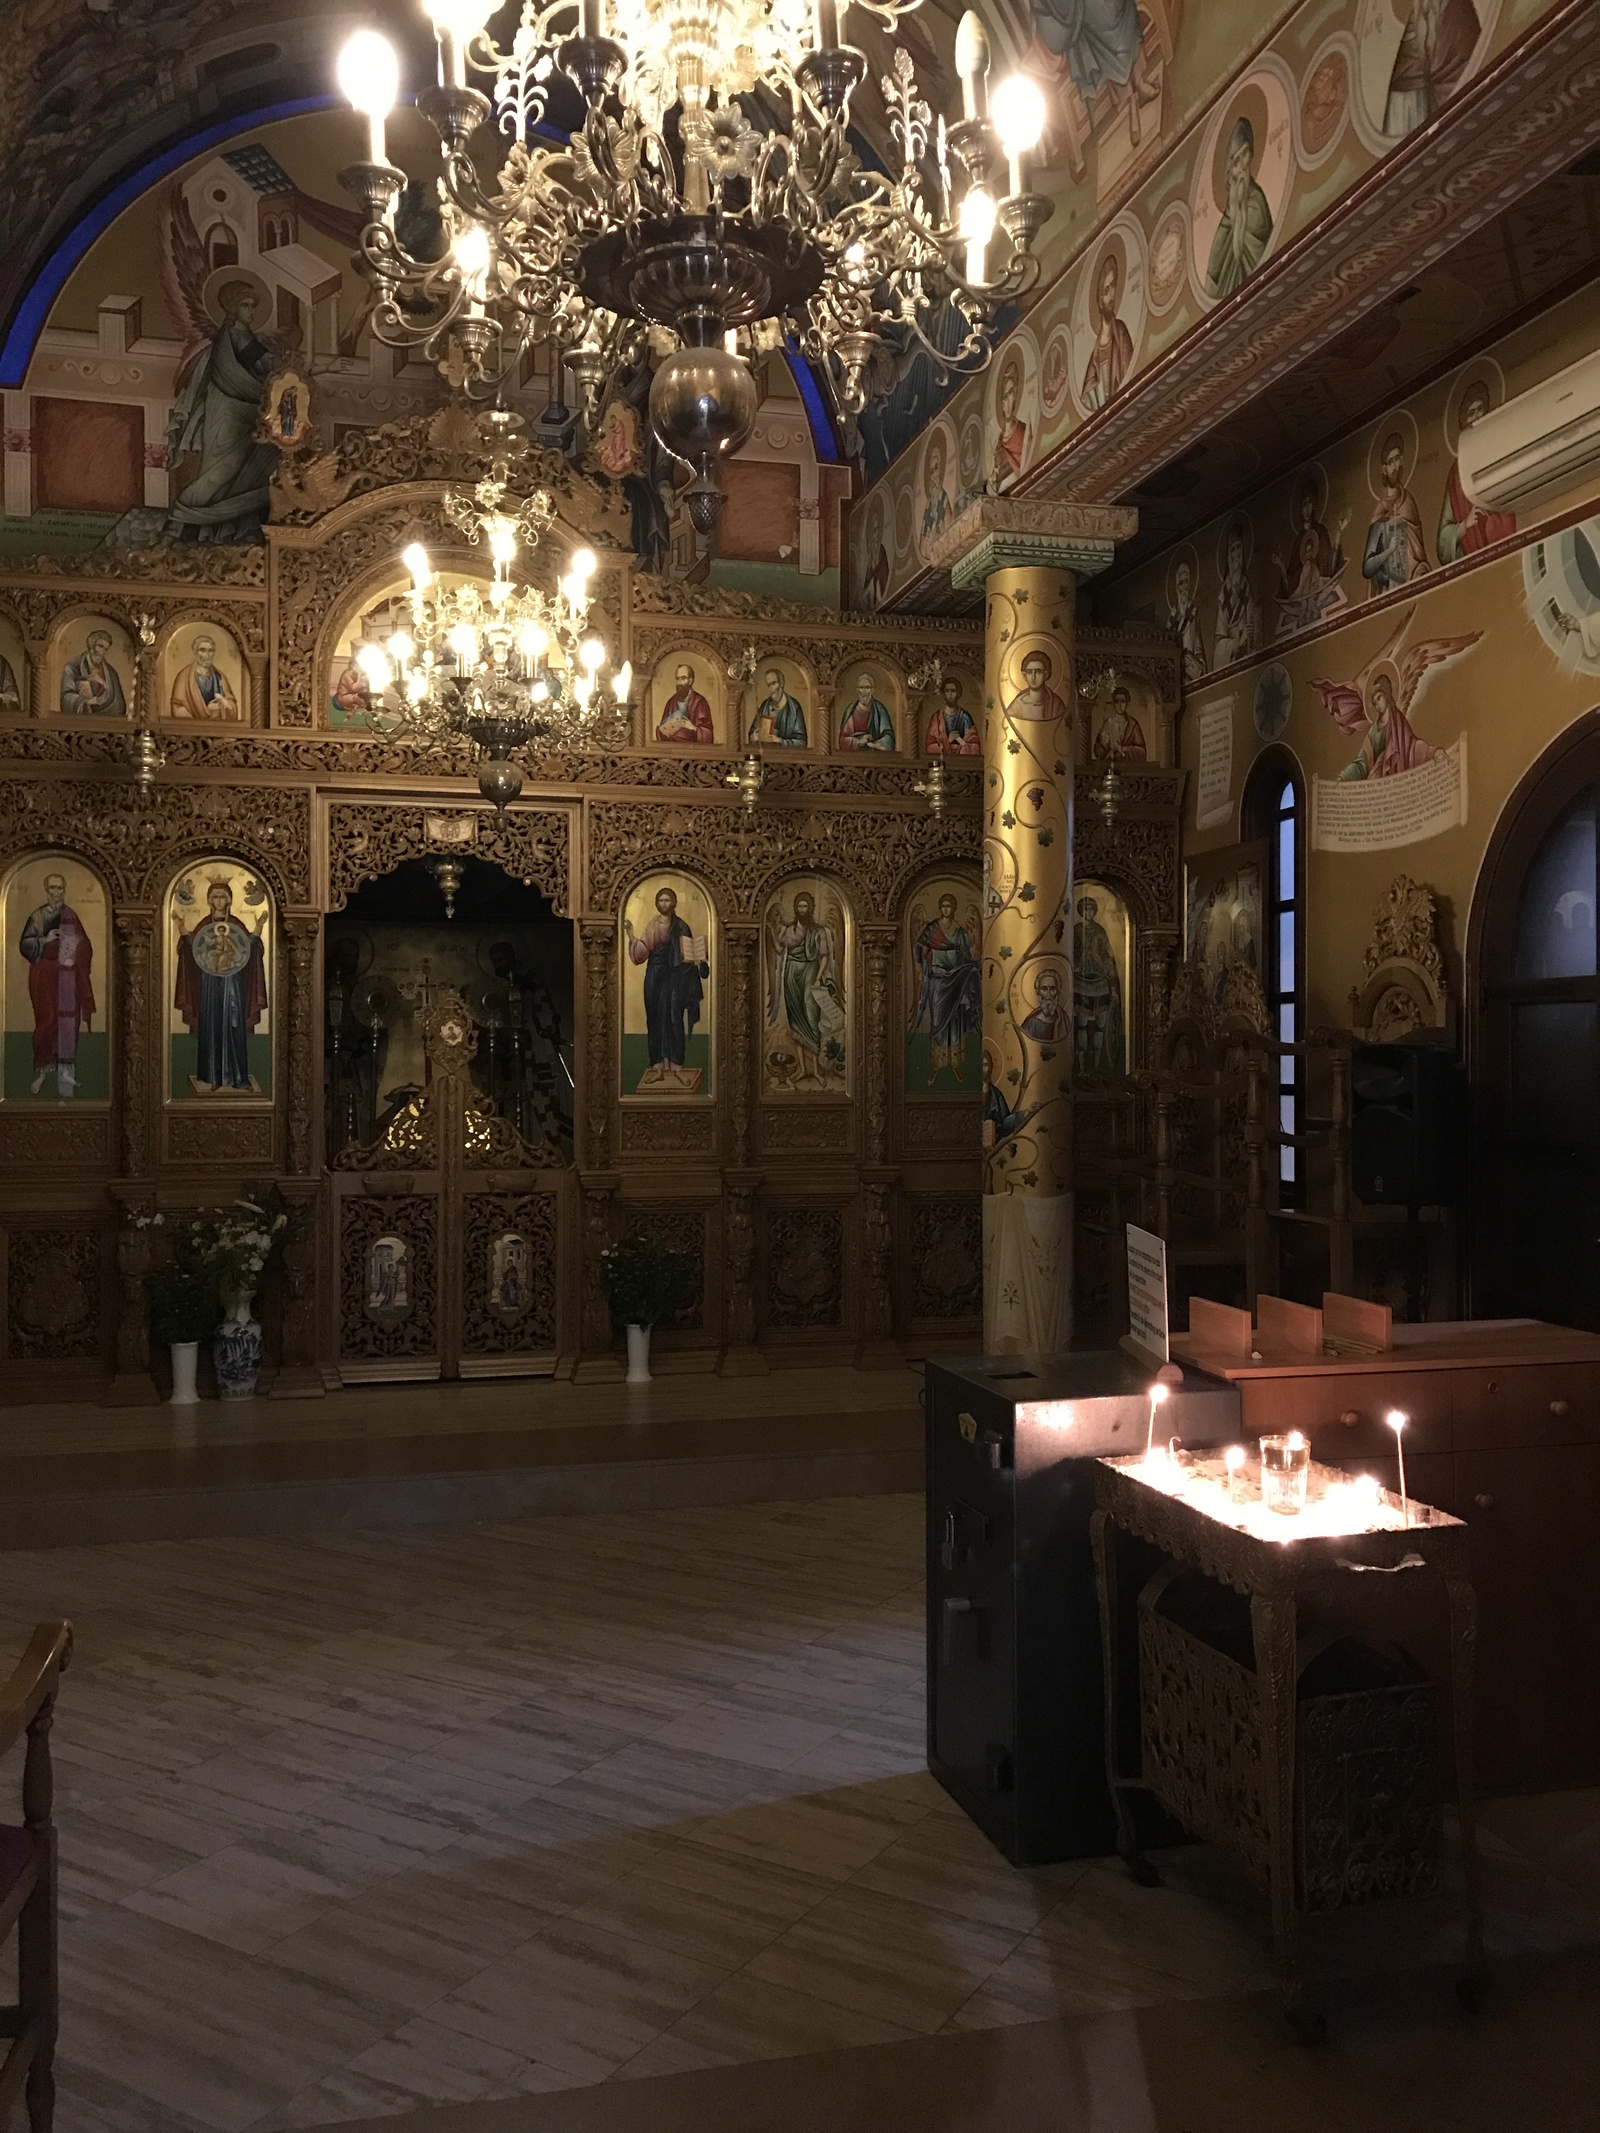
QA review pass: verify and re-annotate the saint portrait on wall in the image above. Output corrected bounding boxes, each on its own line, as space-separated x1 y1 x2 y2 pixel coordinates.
1362 416 1431 597
1167 546 1207 685
2 856 110 1104
651 655 717 744
1092 685 1147 763
1073 227 1145 415
1073 883 1129 1078
166 859 272 1099
857 493 890 613
763 878 850 1096
986 338 1038 494
923 673 981 755
1439 369 1515 564
836 666 898 752
1187 853 1263 1009
745 661 810 748
1272 467 1349 637
365 1235 411 1324
905 878 981 1096
165 267 280 546
0 616 24 713
1019 967 1071 1043
56 619 132 717
1003 645 1071 722
164 624 245 720
1191 71 1293 305
489 1231 530 1317
621 871 714 1099
1363 0 1485 143
1214 516 1262 669
918 420 956 557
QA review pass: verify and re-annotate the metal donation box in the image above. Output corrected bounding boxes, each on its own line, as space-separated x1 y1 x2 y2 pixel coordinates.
925 1351 1240 1864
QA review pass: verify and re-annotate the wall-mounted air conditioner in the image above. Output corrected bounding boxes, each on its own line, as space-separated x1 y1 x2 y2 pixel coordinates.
1458 344 1600 515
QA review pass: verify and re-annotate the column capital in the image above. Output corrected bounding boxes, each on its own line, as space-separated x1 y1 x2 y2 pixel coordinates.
929 495 1138 593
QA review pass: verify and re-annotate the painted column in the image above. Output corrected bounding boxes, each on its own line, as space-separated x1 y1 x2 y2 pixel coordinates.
932 499 1136 1354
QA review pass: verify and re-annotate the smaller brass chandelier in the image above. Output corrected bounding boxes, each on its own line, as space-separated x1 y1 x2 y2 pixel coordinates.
354 442 633 808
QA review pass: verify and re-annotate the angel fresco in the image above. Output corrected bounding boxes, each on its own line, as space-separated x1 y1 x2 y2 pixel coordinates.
907 890 981 1090
1312 612 1481 782
160 185 282 544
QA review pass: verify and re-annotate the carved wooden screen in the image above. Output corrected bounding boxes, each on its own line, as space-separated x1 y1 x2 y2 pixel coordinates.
331 991 568 1381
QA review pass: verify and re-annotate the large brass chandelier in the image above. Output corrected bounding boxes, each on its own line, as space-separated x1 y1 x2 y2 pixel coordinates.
337 0 1051 536
353 422 633 807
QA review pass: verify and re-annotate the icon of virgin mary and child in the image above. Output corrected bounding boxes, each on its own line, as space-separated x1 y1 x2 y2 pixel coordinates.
173 877 269 1094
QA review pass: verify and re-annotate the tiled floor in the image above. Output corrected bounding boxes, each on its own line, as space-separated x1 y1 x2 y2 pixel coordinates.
0 1494 1594 2132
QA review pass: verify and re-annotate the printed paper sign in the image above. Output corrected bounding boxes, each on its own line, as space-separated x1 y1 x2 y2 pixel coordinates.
1126 1223 1169 1363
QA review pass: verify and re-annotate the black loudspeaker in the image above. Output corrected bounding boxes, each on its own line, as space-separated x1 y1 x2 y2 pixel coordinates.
1350 1043 1466 1206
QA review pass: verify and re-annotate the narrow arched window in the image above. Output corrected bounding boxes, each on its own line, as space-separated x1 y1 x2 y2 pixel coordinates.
1245 750 1305 1200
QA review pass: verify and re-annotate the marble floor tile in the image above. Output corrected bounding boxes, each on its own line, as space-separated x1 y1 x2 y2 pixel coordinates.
5 1487 1594 2133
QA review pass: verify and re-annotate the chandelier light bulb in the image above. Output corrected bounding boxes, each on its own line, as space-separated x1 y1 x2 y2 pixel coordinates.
403 543 432 589
386 630 415 665
488 515 518 567
959 185 997 287
569 547 598 580
356 642 393 693
954 11 991 121
612 660 633 701
454 224 493 313
425 0 495 86
447 623 480 667
339 31 400 162
516 620 549 661
579 636 605 674
992 72 1045 196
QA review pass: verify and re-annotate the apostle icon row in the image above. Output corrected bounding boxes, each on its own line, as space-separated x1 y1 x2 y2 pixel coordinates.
0 613 251 721
622 869 1133 1105
0 852 274 1106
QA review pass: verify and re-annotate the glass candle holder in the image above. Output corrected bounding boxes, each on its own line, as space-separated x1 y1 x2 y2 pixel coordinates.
1224 1444 1248 1505
1259 1430 1310 1517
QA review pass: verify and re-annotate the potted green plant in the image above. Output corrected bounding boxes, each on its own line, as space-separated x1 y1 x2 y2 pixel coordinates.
602 1232 697 1383
146 1258 220 1405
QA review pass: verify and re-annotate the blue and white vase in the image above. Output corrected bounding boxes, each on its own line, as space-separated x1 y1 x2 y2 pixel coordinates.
213 1291 262 1400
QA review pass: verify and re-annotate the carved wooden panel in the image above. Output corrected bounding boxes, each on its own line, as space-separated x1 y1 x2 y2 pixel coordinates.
165 1113 276 1167
0 1112 111 1168
619 1201 710 1334
339 1193 438 1360
5 1224 102 1360
327 803 571 913
903 1102 978 1158
759 1105 853 1154
0 779 310 906
461 1192 558 1357
620 1108 716 1154
906 1194 983 1324
587 800 980 922
765 1207 845 1331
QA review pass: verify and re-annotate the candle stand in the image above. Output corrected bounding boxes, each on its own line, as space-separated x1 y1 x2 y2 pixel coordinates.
1089 1450 1483 2040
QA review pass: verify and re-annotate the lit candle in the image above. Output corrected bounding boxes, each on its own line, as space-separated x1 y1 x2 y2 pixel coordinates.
1225 1443 1247 1504
1143 1378 1170 1462
1259 1430 1310 1516
1385 1409 1409 1528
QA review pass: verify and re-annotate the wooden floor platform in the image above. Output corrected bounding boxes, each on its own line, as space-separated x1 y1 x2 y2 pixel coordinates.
0 1365 926 1546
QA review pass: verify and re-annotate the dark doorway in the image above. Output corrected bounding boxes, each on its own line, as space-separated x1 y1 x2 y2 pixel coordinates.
1471 715 1600 1327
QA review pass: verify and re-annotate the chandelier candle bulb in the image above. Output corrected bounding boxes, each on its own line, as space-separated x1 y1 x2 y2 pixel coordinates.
1259 1431 1311 1517
612 661 633 701
1386 1409 1410 1528
403 543 432 592
993 73 1045 200
959 187 997 287
955 10 990 120
338 32 400 164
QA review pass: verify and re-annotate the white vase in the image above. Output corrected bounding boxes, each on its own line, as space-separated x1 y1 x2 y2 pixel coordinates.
213 1289 262 1401
625 1322 652 1384
169 1341 200 1405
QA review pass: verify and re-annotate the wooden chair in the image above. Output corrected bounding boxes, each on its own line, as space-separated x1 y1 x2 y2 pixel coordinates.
0 1625 71 2133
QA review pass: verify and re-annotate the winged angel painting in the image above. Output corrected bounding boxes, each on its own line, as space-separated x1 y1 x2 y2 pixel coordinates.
159 185 287 545
1312 611 1481 782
